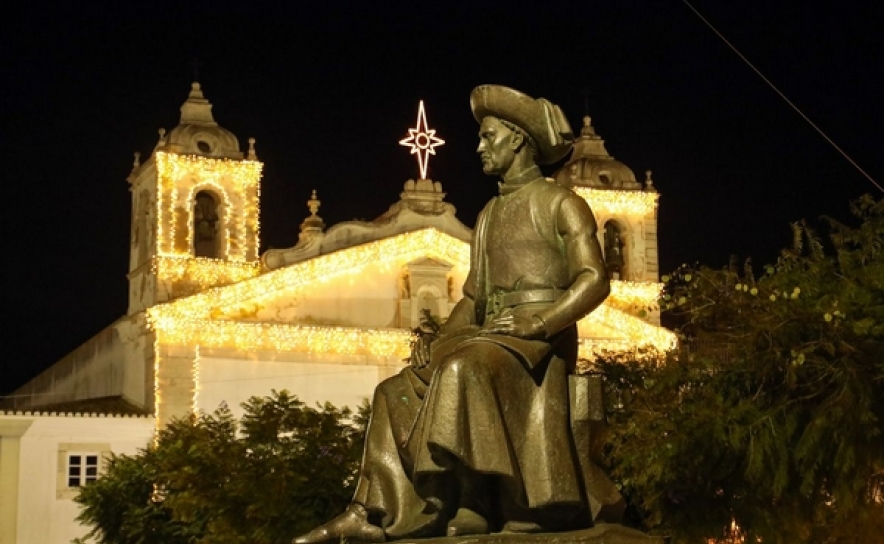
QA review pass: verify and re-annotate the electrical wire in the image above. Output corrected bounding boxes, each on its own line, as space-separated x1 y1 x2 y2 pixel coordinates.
682 0 882 194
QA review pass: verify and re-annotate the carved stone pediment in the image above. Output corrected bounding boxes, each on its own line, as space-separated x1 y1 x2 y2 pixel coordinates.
262 179 471 271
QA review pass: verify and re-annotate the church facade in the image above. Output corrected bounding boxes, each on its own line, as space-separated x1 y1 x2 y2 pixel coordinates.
0 83 673 544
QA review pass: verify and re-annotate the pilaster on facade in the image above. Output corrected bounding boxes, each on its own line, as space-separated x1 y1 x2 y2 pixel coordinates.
642 218 659 281
154 345 199 428
0 419 34 544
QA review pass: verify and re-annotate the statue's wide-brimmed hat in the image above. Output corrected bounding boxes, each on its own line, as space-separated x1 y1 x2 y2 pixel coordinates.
470 85 574 165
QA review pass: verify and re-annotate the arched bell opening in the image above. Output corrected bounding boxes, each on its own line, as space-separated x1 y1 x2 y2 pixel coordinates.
193 190 222 258
603 220 628 281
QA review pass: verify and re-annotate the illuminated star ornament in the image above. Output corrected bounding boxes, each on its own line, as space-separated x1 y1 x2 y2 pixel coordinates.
399 100 445 180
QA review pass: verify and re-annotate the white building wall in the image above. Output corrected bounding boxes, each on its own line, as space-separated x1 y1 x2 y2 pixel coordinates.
1 413 154 544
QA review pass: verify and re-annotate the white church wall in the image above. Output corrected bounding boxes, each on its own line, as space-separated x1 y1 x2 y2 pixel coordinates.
6 317 150 412
297 261 399 328
197 357 399 418
255 260 411 328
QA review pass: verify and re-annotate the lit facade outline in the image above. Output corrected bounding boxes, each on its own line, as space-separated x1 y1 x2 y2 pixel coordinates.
146 228 675 358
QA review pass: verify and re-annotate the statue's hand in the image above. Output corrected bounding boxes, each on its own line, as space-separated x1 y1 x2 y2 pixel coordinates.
480 313 545 339
408 333 435 369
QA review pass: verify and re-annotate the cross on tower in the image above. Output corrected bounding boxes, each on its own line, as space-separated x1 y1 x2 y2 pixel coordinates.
190 57 202 81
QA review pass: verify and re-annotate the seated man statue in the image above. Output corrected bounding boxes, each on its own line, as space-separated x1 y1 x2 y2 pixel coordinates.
294 85 619 543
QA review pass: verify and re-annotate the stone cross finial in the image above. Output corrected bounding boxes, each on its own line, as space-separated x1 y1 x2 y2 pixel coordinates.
580 116 597 137
189 81 204 99
191 57 201 81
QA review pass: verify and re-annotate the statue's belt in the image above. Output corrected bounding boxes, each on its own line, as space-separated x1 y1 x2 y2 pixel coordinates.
487 288 563 312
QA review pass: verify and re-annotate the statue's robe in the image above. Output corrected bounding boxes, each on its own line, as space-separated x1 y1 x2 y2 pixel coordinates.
353 173 606 538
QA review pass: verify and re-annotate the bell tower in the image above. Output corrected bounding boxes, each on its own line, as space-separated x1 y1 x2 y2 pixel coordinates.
126 83 263 314
554 116 660 284
553 115 661 324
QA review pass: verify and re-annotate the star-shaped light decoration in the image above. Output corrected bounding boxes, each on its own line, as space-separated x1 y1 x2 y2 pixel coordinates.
399 100 445 180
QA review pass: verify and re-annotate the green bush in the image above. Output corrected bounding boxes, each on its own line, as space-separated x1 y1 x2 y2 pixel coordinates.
599 196 884 543
75 391 368 544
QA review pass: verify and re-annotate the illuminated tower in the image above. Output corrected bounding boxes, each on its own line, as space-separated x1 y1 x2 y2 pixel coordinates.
554 115 660 322
126 83 263 314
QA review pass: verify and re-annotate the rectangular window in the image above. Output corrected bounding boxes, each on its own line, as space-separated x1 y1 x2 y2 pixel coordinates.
67 453 100 488
57 443 111 499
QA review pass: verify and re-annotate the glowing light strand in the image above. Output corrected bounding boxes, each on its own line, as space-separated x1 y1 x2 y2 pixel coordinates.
151 228 469 322
147 301 674 357
148 318 413 360
152 229 661 322
154 151 262 260
154 256 261 290
192 345 200 414
148 227 663 327
399 101 445 180
573 187 659 217
152 336 161 439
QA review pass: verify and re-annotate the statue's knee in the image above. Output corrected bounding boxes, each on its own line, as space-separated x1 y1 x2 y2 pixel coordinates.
374 373 406 403
437 353 468 378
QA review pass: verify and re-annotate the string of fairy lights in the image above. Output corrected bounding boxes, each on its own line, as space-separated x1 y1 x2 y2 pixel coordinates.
154 151 262 262
573 187 659 217
145 226 673 363
153 256 261 290
149 304 672 356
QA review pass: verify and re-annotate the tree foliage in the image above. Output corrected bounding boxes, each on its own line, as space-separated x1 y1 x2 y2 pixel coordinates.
74 391 368 544
598 195 884 543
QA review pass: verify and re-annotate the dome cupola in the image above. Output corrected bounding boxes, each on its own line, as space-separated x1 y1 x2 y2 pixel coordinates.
159 82 243 159
553 116 640 190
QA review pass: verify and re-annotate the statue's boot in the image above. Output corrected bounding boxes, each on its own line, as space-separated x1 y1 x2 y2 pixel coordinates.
501 520 544 533
292 504 385 544
447 507 490 537
446 468 491 537
500 502 585 534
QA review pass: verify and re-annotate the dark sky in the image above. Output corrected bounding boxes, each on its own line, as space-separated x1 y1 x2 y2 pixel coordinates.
2 1 881 396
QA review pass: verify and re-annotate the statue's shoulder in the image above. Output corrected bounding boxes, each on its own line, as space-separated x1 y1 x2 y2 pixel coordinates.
543 176 573 194
477 196 497 218
531 179 597 234
530 177 586 209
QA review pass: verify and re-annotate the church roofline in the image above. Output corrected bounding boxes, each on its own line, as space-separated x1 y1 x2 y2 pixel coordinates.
0 409 153 419
262 180 472 270
154 227 472 320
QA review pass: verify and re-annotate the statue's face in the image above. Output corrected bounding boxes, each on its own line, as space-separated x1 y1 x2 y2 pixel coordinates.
477 116 517 176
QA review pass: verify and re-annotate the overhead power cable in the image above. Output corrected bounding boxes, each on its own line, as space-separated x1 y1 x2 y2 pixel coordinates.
682 0 882 194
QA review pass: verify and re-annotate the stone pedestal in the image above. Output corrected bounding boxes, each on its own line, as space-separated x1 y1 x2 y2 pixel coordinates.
397 525 665 544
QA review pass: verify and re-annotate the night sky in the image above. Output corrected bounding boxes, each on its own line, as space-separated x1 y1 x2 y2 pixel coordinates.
2 1 881 397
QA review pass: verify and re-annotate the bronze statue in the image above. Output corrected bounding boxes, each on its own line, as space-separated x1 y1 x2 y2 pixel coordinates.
293 85 622 543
